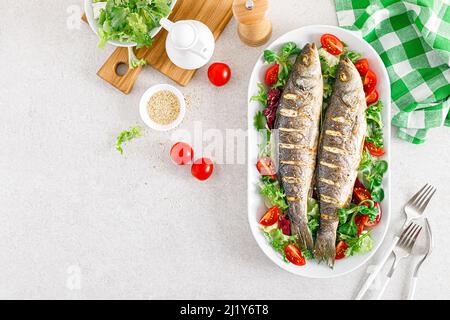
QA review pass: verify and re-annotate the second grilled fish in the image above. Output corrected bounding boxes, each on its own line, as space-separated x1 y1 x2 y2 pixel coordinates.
314 58 367 267
274 43 323 251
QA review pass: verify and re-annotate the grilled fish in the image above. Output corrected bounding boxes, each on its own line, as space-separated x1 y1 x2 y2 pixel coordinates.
314 57 367 267
274 43 323 251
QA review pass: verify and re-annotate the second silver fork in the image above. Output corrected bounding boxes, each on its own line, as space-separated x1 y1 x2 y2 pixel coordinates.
375 222 422 299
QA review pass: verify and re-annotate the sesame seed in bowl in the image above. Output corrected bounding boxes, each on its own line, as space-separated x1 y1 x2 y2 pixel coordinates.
139 84 186 131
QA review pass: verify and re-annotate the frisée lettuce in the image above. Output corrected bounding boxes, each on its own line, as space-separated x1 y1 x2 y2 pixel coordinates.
94 0 172 48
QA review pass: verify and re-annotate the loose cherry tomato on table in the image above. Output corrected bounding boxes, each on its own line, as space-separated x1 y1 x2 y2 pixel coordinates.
366 89 379 105
284 244 306 266
365 141 385 156
354 58 369 76
355 214 370 235
191 157 214 181
207 62 231 87
320 34 344 55
265 64 279 86
363 70 378 95
259 206 280 227
256 157 277 180
170 142 194 165
335 241 348 260
365 203 382 227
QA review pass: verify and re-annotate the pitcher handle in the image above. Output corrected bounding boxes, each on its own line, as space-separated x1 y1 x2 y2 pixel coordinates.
160 18 174 32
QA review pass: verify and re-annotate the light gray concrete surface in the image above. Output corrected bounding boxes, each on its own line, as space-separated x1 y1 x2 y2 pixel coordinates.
0 0 449 300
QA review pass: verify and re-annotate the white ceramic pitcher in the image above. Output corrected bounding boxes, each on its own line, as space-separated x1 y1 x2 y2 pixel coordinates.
160 18 215 70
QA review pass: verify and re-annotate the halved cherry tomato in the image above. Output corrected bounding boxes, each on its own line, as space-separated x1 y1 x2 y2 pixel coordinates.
353 187 372 204
191 158 214 181
256 157 277 180
207 63 231 87
354 58 369 76
363 70 377 95
170 142 194 165
320 34 344 55
365 203 382 227
366 89 379 105
365 141 385 156
284 244 306 266
265 64 279 86
336 241 348 260
354 179 365 189
259 206 280 226
355 214 370 235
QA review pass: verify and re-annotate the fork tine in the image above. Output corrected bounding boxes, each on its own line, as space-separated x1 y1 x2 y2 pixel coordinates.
401 223 417 246
407 226 422 251
415 184 434 208
399 222 413 245
412 184 433 207
406 184 429 207
418 187 436 214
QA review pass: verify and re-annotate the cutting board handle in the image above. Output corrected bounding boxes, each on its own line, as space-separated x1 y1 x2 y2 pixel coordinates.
96 47 143 94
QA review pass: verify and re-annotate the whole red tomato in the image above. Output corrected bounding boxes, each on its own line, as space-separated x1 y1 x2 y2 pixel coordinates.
191 157 214 181
207 63 231 87
170 142 194 165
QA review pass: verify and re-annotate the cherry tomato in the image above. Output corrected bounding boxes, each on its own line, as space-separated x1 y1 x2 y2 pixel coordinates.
355 214 370 235
320 34 344 55
353 187 372 204
256 157 277 180
335 241 348 260
366 89 379 105
259 206 280 227
365 141 385 157
191 157 214 181
265 64 279 86
363 70 377 95
354 58 369 76
365 203 382 227
170 142 194 165
284 244 306 266
354 179 365 189
207 63 231 87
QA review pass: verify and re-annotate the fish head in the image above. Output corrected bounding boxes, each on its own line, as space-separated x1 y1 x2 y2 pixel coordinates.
294 43 321 79
335 57 363 94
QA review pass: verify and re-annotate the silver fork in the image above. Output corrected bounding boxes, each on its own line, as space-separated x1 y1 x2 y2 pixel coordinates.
355 184 436 300
375 222 422 299
407 217 433 299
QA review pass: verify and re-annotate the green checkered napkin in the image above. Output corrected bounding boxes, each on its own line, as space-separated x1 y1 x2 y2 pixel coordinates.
335 0 450 144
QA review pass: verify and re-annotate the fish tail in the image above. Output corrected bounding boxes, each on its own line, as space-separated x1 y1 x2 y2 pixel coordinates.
314 221 339 268
288 203 314 251
293 220 314 251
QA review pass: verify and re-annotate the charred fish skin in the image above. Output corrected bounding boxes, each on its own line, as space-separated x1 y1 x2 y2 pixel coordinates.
314 58 367 268
274 43 323 251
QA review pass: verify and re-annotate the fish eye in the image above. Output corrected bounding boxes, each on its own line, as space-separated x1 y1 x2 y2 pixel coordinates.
339 72 350 82
301 54 310 66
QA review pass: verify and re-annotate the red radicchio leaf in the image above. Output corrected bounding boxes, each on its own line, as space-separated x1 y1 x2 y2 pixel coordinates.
279 215 291 236
264 88 282 129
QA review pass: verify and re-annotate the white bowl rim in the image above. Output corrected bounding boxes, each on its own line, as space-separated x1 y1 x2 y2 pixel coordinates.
247 24 391 278
84 0 177 48
139 84 186 132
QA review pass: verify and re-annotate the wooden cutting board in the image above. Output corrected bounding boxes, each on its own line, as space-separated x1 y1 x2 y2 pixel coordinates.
89 0 233 94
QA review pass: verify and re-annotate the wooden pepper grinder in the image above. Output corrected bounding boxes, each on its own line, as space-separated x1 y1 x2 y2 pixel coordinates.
232 0 272 47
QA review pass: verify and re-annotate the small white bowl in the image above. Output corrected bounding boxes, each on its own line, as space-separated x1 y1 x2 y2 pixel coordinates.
139 84 186 131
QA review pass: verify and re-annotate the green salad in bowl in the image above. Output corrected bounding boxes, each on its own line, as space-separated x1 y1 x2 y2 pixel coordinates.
85 0 176 48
